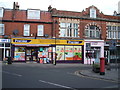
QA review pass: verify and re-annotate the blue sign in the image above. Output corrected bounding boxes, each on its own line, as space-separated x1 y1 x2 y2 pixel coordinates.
13 39 31 43
0 39 11 43
67 41 82 44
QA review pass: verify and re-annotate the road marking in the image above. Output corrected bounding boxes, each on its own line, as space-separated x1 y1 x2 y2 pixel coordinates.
39 80 77 90
2 71 22 77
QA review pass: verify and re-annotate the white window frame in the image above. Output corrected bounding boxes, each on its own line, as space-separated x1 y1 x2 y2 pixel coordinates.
37 25 44 36
85 25 100 38
27 9 40 19
24 24 30 36
107 25 120 39
60 23 79 37
0 24 4 35
0 8 4 17
90 8 96 18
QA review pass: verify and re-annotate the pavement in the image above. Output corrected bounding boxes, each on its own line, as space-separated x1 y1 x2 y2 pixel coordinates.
76 64 119 83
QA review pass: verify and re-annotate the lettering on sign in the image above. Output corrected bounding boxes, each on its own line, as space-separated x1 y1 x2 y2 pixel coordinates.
13 39 31 43
67 41 82 44
0 39 10 43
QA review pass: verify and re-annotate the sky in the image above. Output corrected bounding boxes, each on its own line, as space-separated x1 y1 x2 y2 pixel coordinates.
0 0 120 15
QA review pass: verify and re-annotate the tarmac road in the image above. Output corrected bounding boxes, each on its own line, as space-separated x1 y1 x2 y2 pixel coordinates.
2 63 119 89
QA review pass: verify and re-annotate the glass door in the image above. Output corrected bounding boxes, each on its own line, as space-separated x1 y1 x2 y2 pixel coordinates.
26 48 37 62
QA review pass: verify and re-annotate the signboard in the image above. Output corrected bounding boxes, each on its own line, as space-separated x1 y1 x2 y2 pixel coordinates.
12 38 84 45
86 43 91 50
13 39 31 43
109 40 117 50
0 39 11 43
67 41 82 44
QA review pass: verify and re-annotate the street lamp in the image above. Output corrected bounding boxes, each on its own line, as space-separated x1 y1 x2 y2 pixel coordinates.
53 20 58 65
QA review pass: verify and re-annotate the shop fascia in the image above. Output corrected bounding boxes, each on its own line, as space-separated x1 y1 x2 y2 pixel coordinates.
0 39 11 43
11 38 84 46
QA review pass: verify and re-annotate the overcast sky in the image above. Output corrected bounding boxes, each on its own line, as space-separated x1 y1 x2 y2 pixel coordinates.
0 0 120 15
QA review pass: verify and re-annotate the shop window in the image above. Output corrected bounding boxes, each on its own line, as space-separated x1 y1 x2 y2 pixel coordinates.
37 25 44 36
56 45 82 61
0 24 4 35
27 9 40 19
0 8 4 18
24 24 30 36
14 47 25 61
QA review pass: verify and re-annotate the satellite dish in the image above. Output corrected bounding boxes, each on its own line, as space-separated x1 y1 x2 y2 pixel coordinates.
13 30 19 35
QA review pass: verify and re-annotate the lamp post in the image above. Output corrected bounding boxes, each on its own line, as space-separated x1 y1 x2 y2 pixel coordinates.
53 20 58 65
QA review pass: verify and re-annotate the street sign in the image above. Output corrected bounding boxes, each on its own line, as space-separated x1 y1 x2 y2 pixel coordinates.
109 40 117 50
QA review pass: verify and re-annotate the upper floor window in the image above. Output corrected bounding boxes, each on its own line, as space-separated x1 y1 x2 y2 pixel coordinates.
0 24 4 35
24 24 30 36
27 9 40 19
0 8 4 18
59 23 79 37
85 25 101 38
107 25 120 39
90 8 96 18
37 25 44 36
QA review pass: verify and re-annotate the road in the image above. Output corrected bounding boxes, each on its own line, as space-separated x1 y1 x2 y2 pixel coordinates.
2 63 119 89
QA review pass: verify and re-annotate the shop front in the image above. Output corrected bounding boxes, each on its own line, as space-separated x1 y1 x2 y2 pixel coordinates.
0 39 11 61
11 38 84 63
84 40 104 64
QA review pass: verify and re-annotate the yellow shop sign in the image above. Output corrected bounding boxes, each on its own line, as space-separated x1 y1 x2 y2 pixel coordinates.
11 38 84 45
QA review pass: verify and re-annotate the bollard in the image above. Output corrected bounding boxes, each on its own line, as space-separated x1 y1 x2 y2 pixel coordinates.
100 57 105 75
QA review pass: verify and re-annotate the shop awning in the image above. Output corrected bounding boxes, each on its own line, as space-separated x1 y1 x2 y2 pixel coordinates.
13 44 50 47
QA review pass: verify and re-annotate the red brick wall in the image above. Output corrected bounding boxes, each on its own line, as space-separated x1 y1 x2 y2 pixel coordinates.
3 22 52 38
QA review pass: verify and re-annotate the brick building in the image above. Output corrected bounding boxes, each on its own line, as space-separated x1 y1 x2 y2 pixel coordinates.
0 2 120 64
49 5 120 64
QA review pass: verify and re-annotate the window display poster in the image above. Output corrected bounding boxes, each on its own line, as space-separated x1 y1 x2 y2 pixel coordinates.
56 46 64 60
14 52 25 61
65 46 73 60
73 46 82 60
14 47 25 61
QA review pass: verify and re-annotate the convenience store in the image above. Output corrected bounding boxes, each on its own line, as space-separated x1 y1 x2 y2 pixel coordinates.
11 38 84 63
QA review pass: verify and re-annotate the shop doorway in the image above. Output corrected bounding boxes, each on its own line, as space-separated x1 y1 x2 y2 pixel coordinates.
26 47 38 62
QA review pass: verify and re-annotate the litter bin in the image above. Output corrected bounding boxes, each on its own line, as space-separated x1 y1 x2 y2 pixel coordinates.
7 57 12 64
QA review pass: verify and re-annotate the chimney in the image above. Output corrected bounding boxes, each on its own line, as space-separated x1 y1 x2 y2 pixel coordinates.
13 2 19 10
113 11 117 16
48 5 52 12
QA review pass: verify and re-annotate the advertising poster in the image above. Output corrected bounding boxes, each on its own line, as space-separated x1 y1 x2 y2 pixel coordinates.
56 46 64 60
14 47 25 61
73 46 82 60
14 52 25 61
65 46 73 60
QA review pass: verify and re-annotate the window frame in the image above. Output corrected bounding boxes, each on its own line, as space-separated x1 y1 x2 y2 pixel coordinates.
0 8 4 18
37 25 44 36
59 22 79 37
90 8 96 18
85 25 100 38
0 24 4 35
27 9 40 19
23 24 30 36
